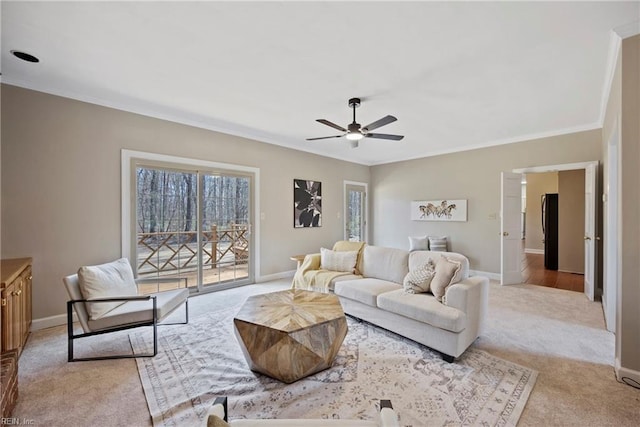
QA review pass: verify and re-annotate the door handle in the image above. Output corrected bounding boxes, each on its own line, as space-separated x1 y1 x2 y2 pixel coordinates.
502 232 509 237
584 236 591 241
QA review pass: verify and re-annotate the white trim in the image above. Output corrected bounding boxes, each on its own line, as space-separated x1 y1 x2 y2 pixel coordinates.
524 248 544 255
255 270 295 283
343 180 369 243
121 149 261 278
613 20 640 40
32 313 76 331
368 122 602 166
469 270 501 281
616 363 640 390
598 31 622 127
513 160 598 174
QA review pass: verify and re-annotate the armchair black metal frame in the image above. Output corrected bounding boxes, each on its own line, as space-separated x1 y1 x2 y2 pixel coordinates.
66 295 189 362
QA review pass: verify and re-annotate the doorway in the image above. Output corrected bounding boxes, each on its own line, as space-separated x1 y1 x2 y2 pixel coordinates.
521 171 585 293
501 161 598 302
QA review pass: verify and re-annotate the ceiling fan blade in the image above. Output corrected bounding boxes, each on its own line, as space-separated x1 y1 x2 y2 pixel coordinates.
362 115 397 131
365 133 404 141
306 135 344 141
316 119 347 132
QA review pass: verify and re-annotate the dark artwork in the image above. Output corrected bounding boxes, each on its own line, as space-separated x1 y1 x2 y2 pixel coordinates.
294 179 322 228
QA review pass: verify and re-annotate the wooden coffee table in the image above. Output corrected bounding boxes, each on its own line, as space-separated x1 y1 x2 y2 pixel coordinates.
233 289 348 383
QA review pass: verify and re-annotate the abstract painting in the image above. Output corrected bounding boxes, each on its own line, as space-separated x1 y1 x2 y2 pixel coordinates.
294 179 322 227
411 199 467 222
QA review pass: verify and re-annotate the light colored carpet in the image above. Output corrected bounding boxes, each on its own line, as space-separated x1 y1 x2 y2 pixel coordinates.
131 306 536 426
13 280 640 426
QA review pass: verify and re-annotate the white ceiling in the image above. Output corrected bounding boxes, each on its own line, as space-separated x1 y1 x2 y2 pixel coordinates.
2 1 639 165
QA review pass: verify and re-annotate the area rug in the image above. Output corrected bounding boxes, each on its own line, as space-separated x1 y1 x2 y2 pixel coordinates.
131 306 537 427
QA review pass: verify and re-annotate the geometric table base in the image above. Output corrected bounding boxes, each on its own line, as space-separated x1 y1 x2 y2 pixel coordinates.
233 289 348 383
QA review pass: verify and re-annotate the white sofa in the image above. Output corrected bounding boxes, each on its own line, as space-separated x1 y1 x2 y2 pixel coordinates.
293 245 489 362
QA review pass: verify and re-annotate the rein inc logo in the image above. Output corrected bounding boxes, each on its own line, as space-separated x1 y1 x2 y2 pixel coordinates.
1 419 35 425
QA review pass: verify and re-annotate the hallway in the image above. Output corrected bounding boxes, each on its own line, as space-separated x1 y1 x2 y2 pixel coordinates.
521 250 584 292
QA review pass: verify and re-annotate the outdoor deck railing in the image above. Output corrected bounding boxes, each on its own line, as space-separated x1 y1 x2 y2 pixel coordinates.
136 224 249 276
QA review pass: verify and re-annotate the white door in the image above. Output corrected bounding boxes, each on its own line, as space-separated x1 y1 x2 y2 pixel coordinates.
584 163 597 301
501 172 523 285
604 130 619 332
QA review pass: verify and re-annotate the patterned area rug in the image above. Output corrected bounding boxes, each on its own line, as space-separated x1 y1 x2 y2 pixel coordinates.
132 306 537 427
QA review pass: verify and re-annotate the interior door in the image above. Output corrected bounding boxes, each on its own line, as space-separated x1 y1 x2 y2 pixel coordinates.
584 163 597 301
501 172 523 285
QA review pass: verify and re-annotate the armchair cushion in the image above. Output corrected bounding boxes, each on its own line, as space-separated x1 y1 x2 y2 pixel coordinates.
78 258 138 320
87 288 188 332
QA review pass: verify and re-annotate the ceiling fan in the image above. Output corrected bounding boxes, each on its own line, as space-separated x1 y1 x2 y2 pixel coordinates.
307 98 404 148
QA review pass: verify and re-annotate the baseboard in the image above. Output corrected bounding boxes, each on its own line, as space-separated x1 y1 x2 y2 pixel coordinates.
32 312 76 331
524 248 544 254
558 269 584 275
255 270 295 283
615 360 640 389
469 270 501 281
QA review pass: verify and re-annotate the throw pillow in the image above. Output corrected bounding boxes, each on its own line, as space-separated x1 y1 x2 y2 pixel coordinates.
403 258 436 293
408 236 429 252
430 255 462 301
77 258 139 320
320 247 358 273
428 236 448 252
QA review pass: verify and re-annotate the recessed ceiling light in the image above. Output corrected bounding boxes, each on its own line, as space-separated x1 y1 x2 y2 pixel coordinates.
11 50 39 63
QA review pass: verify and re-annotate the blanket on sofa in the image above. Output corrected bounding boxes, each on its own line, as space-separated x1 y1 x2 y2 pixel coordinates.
291 241 365 292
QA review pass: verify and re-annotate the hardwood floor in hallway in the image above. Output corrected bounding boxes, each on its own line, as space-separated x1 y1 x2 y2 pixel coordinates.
521 250 584 292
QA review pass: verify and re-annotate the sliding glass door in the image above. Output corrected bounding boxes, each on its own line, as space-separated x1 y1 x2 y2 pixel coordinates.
134 163 253 293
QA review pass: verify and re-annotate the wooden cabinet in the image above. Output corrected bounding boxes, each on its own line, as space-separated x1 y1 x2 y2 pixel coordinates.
1 258 32 356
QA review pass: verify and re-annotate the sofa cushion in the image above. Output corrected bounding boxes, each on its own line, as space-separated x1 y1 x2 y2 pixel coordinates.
77 258 139 320
332 240 366 275
409 251 469 281
361 246 409 284
320 247 358 273
377 289 467 333
334 279 402 308
431 256 463 302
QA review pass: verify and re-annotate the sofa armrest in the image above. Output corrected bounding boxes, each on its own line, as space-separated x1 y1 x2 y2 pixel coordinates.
292 253 321 289
444 275 489 334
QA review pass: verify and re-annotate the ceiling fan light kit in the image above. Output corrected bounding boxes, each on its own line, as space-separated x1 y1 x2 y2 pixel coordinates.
307 97 404 147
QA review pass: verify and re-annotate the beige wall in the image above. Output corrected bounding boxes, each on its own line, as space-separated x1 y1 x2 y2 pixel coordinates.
618 35 640 373
558 169 585 273
524 172 558 252
0 85 370 319
370 130 602 273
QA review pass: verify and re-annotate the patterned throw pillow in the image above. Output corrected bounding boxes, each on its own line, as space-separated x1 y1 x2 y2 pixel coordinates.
428 236 448 252
403 258 436 294
320 247 358 273
430 255 462 301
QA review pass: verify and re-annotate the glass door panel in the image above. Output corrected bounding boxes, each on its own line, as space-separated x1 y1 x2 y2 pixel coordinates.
345 183 366 242
135 167 198 292
201 173 252 288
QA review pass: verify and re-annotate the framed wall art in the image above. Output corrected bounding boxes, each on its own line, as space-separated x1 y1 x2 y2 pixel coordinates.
294 179 322 227
411 199 467 222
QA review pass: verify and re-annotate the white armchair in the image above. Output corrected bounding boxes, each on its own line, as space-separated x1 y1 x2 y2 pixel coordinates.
63 258 189 362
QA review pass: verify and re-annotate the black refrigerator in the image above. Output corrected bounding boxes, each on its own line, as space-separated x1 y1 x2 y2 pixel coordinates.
542 193 559 270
